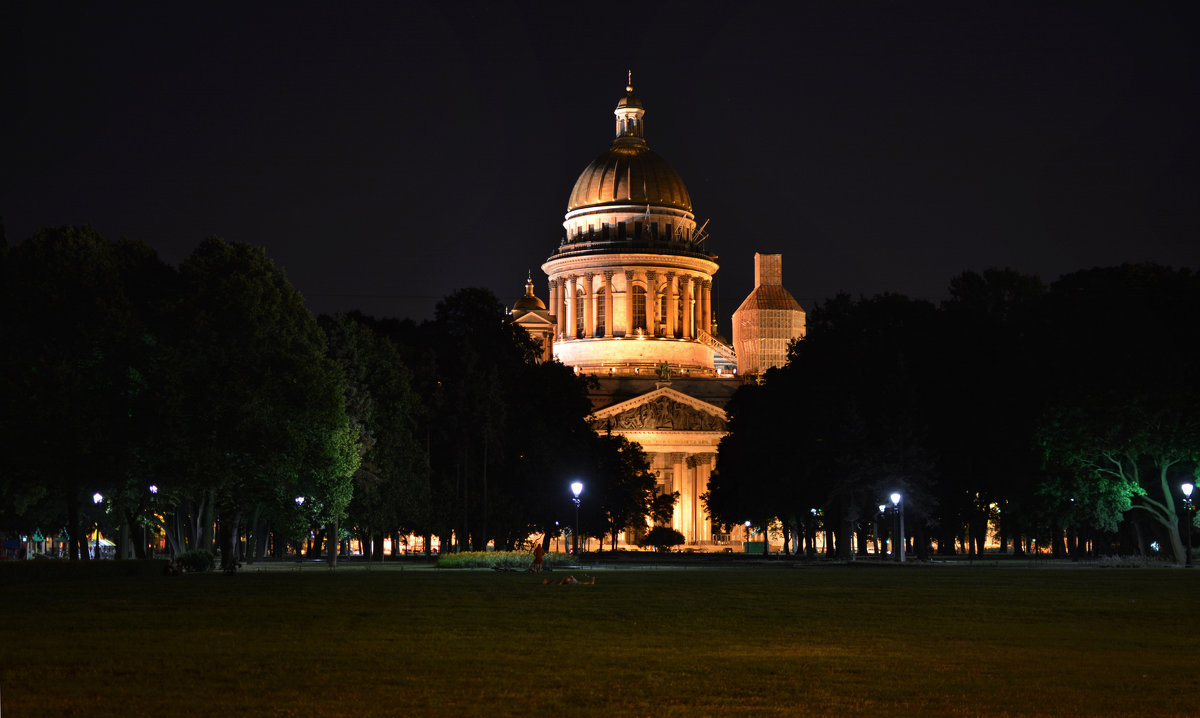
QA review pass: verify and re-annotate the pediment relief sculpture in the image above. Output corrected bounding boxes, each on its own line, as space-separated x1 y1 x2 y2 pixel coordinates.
596 396 726 432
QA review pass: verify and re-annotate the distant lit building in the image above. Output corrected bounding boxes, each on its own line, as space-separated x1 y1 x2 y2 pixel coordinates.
732 253 807 376
512 78 806 549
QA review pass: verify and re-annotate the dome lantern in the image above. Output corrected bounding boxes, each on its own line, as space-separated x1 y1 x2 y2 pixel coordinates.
513 272 546 311
615 70 646 141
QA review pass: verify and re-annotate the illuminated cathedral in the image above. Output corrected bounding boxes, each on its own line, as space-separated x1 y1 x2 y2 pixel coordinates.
512 77 805 549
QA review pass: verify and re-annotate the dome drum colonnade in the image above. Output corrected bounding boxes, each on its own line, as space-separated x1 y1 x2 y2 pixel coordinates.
542 78 723 377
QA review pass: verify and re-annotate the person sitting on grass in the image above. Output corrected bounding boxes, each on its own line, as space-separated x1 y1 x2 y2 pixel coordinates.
543 574 594 585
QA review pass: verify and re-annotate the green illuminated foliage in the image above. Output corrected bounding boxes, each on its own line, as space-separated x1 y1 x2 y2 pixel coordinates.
321 312 428 560
169 238 358 569
1036 264 1200 563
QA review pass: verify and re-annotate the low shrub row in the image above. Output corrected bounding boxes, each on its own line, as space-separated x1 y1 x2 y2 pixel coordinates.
176 549 216 573
436 550 573 570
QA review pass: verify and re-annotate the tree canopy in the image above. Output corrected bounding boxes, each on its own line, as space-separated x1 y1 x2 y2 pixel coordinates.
707 264 1199 563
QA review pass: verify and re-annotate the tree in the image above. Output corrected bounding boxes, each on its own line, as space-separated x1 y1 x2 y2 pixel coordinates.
638 526 685 552
421 288 537 551
703 379 804 553
0 226 172 560
322 313 429 562
497 359 597 551
166 238 358 570
1036 265 1200 563
934 269 1048 556
591 434 671 551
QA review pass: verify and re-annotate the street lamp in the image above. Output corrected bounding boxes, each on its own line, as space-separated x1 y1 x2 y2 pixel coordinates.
890 492 905 563
1183 482 1194 568
92 492 103 560
876 504 886 556
571 481 584 556
744 520 752 548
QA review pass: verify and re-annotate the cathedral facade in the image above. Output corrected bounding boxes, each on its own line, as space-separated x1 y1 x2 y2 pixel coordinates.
512 78 804 549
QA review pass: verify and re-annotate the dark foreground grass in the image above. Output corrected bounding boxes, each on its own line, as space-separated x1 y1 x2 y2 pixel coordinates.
1 562 1198 717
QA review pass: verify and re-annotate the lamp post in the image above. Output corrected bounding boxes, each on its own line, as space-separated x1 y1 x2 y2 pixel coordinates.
295 497 306 557
811 508 819 555
1183 482 1194 568
92 492 103 560
571 481 583 556
890 492 904 563
876 504 886 556
144 484 159 558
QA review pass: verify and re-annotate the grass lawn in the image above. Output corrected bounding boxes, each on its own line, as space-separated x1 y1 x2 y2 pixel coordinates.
1 560 1198 716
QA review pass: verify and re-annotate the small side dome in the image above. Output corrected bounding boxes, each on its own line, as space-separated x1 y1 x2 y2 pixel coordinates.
513 275 546 311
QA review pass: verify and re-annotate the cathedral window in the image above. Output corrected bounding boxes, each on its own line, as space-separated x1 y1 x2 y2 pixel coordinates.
597 292 606 336
632 286 647 331
658 290 667 337
576 291 586 338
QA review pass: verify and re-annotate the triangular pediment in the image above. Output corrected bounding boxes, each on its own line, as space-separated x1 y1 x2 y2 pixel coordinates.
591 387 726 432
513 311 555 327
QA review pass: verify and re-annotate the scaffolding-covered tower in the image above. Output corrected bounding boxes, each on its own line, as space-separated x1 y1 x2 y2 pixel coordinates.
732 253 807 375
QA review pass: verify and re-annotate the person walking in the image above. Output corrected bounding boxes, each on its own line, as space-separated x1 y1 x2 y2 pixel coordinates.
531 542 545 573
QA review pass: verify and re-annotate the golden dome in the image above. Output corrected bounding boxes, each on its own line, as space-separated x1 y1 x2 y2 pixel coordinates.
567 144 692 212
565 77 692 213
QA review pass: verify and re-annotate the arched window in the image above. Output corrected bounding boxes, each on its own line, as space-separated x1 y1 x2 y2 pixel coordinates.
576 291 586 338
677 293 686 338
632 286 647 332
597 292 606 336
657 288 667 337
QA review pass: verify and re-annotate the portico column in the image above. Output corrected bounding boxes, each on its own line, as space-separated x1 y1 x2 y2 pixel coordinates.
565 277 576 339
683 455 698 544
584 272 595 338
670 452 687 537
691 453 716 542
549 279 561 338
700 280 711 336
624 270 634 336
665 272 677 338
603 271 614 338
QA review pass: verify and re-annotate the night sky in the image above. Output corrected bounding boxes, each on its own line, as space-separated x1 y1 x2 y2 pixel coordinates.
4 2 1198 336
